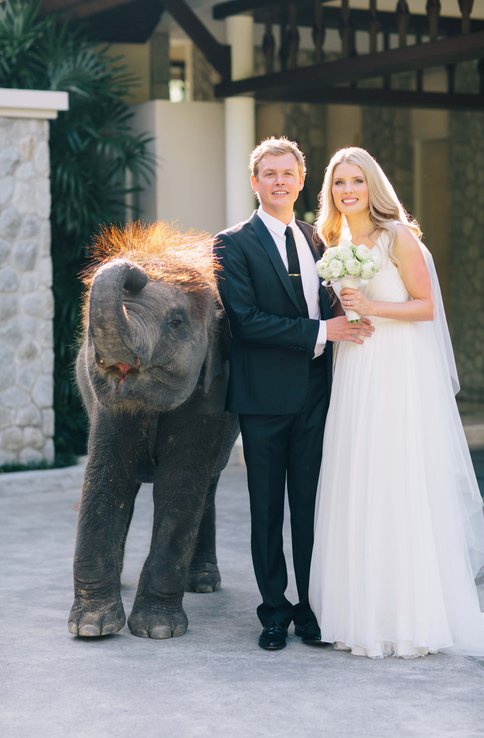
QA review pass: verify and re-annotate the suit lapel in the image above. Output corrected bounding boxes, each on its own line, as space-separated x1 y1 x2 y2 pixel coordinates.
249 212 302 313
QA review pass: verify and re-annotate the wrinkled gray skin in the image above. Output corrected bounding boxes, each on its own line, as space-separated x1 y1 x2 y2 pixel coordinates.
68 258 238 639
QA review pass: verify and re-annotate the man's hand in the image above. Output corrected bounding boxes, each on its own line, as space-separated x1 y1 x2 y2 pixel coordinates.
326 316 374 344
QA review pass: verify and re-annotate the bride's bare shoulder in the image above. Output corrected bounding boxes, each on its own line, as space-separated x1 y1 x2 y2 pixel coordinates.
393 223 421 253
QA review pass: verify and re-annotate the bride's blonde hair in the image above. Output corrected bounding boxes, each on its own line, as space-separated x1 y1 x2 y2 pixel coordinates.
315 147 421 252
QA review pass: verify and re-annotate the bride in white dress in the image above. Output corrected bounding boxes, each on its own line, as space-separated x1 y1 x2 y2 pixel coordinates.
308 147 484 659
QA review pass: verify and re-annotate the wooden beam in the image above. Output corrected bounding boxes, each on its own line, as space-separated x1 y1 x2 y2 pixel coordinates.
213 1 334 21
272 87 484 112
214 1 484 36
40 0 134 17
215 30 484 98
305 6 484 36
162 0 231 79
41 0 164 43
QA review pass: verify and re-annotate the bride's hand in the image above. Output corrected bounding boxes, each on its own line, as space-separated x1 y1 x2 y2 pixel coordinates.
340 288 373 316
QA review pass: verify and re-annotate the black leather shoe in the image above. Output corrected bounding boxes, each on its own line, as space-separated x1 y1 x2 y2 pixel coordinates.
294 621 325 645
258 623 288 650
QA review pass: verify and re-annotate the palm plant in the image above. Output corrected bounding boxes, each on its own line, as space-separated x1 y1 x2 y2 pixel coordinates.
0 0 154 458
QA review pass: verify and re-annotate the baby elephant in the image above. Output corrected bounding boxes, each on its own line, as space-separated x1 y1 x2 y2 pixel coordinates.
68 222 238 639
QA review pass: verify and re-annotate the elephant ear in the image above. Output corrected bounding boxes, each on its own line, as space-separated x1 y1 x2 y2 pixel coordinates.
201 313 230 394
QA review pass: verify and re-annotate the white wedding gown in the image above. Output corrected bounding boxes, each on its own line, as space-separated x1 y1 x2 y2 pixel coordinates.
309 229 484 658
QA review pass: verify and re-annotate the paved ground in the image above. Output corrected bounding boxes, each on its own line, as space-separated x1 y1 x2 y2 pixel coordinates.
1 450 484 738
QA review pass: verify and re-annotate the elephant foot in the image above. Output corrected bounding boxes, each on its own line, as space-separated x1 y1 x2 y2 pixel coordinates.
186 561 221 593
68 596 126 637
128 596 188 639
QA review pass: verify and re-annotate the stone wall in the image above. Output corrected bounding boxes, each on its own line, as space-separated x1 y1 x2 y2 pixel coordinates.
361 85 414 212
192 45 219 102
449 62 484 401
0 116 54 465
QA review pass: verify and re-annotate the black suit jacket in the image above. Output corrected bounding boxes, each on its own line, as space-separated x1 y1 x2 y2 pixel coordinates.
215 212 333 415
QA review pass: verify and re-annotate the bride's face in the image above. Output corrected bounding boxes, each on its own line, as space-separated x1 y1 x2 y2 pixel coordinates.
331 163 369 217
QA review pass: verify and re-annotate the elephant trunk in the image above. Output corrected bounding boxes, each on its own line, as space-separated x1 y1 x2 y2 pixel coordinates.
88 259 150 368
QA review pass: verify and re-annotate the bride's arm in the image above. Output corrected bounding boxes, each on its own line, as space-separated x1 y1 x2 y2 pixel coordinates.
341 224 434 322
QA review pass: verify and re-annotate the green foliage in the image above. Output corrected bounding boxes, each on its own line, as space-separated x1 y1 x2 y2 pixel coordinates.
0 453 79 474
0 0 154 455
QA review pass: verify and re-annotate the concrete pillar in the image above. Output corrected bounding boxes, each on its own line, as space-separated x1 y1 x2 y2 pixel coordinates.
224 15 256 227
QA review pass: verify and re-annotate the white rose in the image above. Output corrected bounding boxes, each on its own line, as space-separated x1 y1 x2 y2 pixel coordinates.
322 247 338 263
335 244 353 262
329 258 344 278
315 259 328 279
345 258 362 276
361 260 376 279
355 243 371 261
371 251 382 269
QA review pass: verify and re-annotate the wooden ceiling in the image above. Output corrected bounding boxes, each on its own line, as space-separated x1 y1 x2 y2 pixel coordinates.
40 0 165 43
40 1 484 111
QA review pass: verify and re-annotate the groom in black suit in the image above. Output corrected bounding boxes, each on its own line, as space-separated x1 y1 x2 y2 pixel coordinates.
214 137 372 650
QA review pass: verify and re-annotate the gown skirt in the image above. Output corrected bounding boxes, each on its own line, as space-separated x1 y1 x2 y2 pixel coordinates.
308 233 484 659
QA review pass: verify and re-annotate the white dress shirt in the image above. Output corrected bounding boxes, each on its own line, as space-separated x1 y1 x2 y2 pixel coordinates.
257 206 327 355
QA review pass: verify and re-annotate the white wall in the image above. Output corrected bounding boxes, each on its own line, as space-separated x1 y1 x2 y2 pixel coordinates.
131 100 226 234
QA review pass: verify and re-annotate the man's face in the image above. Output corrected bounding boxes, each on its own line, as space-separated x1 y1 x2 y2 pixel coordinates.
251 152 305 221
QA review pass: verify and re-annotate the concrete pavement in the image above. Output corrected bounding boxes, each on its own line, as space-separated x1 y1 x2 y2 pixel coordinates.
1 451 484 738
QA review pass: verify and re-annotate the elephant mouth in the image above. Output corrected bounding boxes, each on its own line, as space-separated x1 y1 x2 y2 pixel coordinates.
99 361 180 390
95 352 191 402
99 360 141 386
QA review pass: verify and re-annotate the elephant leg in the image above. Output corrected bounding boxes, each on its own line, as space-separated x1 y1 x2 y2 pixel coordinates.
128 469 211 639
186 473 221 593
117 490 138 578
68 416 141 637
68 486 132 637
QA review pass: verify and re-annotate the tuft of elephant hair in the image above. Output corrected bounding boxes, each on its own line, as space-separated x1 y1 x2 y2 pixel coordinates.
80 221 221 311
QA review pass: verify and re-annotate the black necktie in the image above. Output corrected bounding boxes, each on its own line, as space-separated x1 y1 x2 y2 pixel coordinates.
285 226 308 317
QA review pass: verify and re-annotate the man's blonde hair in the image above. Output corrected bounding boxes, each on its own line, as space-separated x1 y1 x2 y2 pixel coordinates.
249 136 306 179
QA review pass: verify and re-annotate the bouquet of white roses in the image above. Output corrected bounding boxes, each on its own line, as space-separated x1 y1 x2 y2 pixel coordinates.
315 240 381 322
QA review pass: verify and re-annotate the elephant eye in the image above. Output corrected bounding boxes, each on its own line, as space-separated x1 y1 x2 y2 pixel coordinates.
166 311 189 337
168 316 183 328
166 310 186 330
